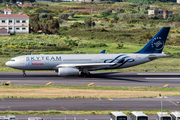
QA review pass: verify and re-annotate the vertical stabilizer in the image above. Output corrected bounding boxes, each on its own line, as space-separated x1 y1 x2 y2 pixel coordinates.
136 27 170 53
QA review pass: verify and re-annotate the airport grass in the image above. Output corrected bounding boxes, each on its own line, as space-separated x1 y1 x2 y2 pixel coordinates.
0 110 171 115
0 85 180 98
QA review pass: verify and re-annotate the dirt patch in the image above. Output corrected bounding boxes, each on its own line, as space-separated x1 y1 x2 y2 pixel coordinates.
0 88 179 98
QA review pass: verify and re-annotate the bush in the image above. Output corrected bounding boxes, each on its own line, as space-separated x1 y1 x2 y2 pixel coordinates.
39 13 48 18
101 9 112 17
114 8 125 13
84 18 95 27
59 13 69 20
117 41 124 49
116 13 148 20
140 5 149 11
109 24 114 28
70 22 85 28
92 27 108 32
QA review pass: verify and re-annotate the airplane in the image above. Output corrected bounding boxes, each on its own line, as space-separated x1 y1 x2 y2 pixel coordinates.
5 27 170 77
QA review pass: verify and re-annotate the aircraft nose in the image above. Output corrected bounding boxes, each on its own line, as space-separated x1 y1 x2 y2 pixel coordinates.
5 61 10 66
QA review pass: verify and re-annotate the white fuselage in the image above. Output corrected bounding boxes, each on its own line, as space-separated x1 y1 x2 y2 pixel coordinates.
5 53 157 71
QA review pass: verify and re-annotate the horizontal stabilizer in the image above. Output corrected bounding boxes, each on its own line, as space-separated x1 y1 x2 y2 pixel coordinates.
148 54 167 60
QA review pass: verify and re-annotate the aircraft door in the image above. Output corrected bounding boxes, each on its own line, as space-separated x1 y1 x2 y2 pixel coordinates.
45 57 49 64
20 57 25 64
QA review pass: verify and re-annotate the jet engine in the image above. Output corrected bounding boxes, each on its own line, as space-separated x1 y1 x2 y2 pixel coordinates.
58 68 79 76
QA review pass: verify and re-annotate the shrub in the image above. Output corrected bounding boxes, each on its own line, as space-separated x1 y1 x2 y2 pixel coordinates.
114 8 125 13
116 13 148 20
117 41 124 49
101 9 112 17
70 22 85 28
109 24 114 28
39 13 48 18
92 27 108 32
84 18 95 27
59 13 69 20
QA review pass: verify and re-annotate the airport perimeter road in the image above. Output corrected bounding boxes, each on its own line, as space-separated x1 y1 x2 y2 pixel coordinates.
13 115 157 120
0 97 180 111
0 72 180 87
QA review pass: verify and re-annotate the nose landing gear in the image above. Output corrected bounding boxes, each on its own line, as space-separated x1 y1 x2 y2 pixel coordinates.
23 70 26 77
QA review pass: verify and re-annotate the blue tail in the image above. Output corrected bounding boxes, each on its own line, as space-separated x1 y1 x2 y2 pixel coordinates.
136 27 170 54
99 50 106 54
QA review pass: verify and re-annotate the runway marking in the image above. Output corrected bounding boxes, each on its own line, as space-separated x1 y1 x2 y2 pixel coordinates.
167 99 179 107
146 78 180 80
108 98 113 101
46 82 52 85
1 98 4 101
163 84 169 87
50 98 56 101
87 83 94 86
61 106 67 110
6 81 11 84
138 73 180 75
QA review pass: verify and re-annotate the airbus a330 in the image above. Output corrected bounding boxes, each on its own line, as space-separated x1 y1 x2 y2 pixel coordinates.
5 27 170 77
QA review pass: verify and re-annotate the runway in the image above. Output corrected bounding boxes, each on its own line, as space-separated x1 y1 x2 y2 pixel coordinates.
0 72 180 87
0 97 180 111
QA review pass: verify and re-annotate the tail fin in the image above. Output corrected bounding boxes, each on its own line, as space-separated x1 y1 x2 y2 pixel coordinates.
99 50 106 54
136 27 170 54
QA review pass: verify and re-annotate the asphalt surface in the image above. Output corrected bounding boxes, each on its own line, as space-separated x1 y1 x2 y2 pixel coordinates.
0 97 180 111
0 72 180 87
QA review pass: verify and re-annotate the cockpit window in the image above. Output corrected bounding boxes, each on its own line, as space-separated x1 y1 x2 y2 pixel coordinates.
9 59 15 61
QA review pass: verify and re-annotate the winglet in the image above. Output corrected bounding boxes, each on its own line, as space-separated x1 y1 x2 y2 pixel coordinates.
136 27 170 54
100 50 106 54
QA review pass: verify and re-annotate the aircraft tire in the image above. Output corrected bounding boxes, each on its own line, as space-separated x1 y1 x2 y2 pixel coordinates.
23 73 26 77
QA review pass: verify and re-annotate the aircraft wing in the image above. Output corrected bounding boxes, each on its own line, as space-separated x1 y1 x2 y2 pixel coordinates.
56 63 115 68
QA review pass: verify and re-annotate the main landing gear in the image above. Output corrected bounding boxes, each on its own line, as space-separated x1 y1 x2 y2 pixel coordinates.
80 71 91 77
23 70 26 77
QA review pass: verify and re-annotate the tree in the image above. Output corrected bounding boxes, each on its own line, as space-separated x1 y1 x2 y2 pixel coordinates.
59 13 69 20
9 0 13 3
84 18 95 27
34 24 40 33
47 14 53 20
2 0 6 3
42 20 49 34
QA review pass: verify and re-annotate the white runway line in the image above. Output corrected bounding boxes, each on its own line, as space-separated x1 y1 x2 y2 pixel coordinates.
138 73 180 75
146 78 180 79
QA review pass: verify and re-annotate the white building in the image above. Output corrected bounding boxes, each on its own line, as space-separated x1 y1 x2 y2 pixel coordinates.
0 8 29 34
148 10 173 15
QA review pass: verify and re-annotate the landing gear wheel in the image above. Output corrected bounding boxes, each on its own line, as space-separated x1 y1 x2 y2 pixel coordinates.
80 71 84 77
23 73 26 77
23 70 26 77
80 71 90 77
83 73 88 78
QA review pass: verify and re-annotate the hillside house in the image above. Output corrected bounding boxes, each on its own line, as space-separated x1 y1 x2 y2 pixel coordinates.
148 10 173 15
0 8 29 34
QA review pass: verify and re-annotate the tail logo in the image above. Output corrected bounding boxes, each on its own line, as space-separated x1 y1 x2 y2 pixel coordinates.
151 37 164 50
